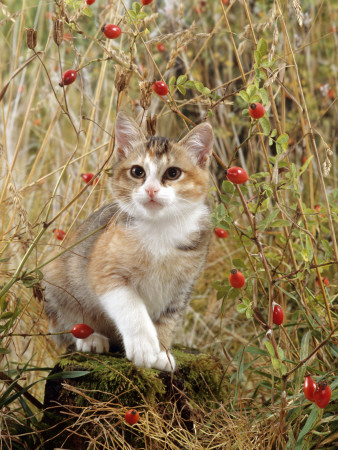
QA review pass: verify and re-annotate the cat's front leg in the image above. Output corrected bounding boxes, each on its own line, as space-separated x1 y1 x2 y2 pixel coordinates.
153 309 184 372
100 287 161 369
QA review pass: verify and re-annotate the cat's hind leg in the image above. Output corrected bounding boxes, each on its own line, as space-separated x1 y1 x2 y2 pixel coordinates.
153 309 184 371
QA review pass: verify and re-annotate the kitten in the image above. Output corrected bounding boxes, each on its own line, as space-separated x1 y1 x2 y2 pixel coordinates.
43 112 213 371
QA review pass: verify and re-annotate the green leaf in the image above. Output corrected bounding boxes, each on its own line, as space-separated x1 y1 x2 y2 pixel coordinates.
298 155 314 177
82 6 92 17
242 108 249 116
132 1 141 13
276 133 289 150
237 91 249 102
321 239 332 258
290 163 297 179
177 75 187 85
259 88 268 105
277 346 285 361
246 85 257 98
194 82 204 93
0 348 10 354
21 276 40 288
128 10 137 19
259 69 267 80
0 311 13 319
295 331 311 393
245 346 268 356
260 58 274 68
184 80 196 89
271 128 277 137
264 341 275 358
295 406 319 449
46 371 91 380
249 94 261 103
260 115 271 135
222 180 235 194
169 76 176 86
177 85 186 95
237 304 247 314
202 87 211 95
270 219 290 228
271 357 281 371
281 363 287 376
258 209 280 231
257 38 268 56
137 11 147 20
254 50 262 65
246 306 253 319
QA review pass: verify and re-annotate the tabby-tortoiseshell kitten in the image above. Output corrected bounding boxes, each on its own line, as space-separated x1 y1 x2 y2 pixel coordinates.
43 112 214 371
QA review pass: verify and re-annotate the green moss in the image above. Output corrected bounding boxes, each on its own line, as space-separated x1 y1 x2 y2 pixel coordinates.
56 351 166 406
172 346 228 404
53 346 228 406
42 346 229 448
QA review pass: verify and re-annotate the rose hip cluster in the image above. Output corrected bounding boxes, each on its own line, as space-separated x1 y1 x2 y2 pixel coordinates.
303 375 331 408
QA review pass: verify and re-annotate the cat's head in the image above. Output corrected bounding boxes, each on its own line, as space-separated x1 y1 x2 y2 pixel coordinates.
112 112 213 221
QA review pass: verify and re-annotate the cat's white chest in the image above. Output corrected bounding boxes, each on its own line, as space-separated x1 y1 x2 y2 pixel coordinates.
128 207 207 320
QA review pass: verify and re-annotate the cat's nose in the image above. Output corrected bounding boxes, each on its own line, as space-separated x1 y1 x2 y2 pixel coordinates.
145 185 159 200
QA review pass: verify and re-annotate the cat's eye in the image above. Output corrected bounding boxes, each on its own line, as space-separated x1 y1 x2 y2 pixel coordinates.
164 167 181 181
130 165 145 178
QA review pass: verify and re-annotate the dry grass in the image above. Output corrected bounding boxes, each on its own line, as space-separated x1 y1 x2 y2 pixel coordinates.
0 0 337 449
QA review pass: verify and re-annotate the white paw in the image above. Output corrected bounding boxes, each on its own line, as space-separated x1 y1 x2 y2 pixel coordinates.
153 351 176 372
124 331 160 369
75 333 110 353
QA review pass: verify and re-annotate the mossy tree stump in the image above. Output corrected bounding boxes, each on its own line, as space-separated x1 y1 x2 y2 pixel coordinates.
42 346 228 449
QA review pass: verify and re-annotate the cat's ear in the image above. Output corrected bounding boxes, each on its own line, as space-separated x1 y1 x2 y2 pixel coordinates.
178 122 214 168
114 111 146 159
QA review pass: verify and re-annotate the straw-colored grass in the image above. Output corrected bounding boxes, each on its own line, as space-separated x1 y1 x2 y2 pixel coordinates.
0 0 337 448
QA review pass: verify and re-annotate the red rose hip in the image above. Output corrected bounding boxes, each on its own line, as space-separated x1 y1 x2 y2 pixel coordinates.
157 43 165 52
125 409 140 425
226 167 248 184
249 102 265 119
86 0 96 4
142 0 153 4
153 81 168 96
316 276 330 286
102 24 122 39
214 228 228 238
81 172 98 185
53 229 66 240
314 381 331 408
229 269 245 288
272 304 284 325
71 324 94 339
303 375 317 402
60 69 77 87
